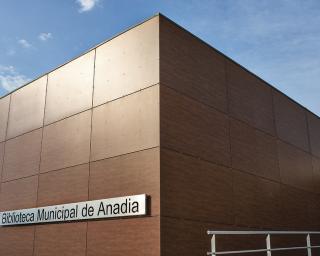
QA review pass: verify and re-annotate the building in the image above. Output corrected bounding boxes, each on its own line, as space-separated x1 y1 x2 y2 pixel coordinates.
0 13 319 256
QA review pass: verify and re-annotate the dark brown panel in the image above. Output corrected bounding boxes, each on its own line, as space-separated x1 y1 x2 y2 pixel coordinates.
37 163 89 207
160 16 227 113
90 148 159 215
0 95 10 142
40 110 91 173
273 90 309 151
233 170 281 228
278 140 314 192
308 193 320 229
34 222 86 256
307 112 320 157
161 149 234 225
87 217 160 256
161 85 230 167
227 61 275 135
2 128 42 182
280 185 310 229
45 50 94 125
230 118 280 181
91 85 159 161
7 76 46 139
0 226 35 256
94 16 159 106
0 176 38 211
312 157 320 194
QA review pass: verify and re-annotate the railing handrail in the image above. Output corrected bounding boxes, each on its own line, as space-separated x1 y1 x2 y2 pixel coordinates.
207 230 320 256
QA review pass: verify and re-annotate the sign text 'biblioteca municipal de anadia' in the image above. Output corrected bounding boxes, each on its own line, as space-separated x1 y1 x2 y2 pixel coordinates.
0 194 146 226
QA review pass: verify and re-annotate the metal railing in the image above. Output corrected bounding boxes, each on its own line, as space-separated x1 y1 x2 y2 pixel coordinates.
207 231 320 255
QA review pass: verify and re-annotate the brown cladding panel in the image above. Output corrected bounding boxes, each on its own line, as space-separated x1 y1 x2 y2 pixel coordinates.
34 222 87 256
278 140 314 192
161 85 230 167
7 76 46 139
230 118 280 181
2 128 42 182
90 148 160 215
0 142 4 178
40 110 91 173
0 95 10 142
94 16 159 106
312 157 320 194
227 61 275 135
161 149 234 225
160 16 227 113
307 112 320 158
0 226 35 256
0 176 38 211
37 163 89 207
91 85 159 161
44 50 94 125
273 90 309 151
87 217 160 256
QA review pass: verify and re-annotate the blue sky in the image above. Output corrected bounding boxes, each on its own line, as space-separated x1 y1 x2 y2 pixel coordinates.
0 0 319 115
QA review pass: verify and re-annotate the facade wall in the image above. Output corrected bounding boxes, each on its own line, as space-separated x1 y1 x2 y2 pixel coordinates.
159 15 320 256
0 16 160 256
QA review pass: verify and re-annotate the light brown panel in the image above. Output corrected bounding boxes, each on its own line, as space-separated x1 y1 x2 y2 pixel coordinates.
7 76 46 139
273 90 309 151
0 95 10 142
160 16 227 113
307 112 320 157
90 148 160 215
0 142 4 178
0 226 35 256
2 128 42 182
233 170 281 229
278 140 314 192
161 85 230 167
34 222 86 256
94 16 159 106
87 217 160 256
230 118 280 181
312 157 320 194
0 176 38 211
161 149 234 225
40 110 91 172
227 61 275 135
44 50 94 125
91 85 159 161
280 185 310 229
37 163 89 207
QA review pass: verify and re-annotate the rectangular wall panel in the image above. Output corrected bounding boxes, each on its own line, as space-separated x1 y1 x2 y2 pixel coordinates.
94 16 159 106
45 51 94 125
2 128 42 182
37 163 89 207
0 95 10 142
91 85 159 161
307 112 320 158
40 111 91 173
7 76 47 139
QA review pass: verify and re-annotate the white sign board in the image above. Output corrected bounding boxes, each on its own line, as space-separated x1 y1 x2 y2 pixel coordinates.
0 194 147 226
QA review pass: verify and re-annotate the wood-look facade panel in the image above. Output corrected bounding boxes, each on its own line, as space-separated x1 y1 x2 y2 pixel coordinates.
40 110 91 173
2 128 42 182
44 51 94 125
0 95 10 142
307 112 320 158
7 76 46 139
37 163 89 207
94 16 159 106
89 148 160 216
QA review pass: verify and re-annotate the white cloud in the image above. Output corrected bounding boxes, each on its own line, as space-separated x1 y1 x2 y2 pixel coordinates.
38 32 52 41
76 0 100 13
18 39 32 48
0 65 30 91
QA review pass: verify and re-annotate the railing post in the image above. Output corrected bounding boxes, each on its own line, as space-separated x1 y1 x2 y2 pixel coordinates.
306 234 312 256
211 234 216 255
266 234 272 256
